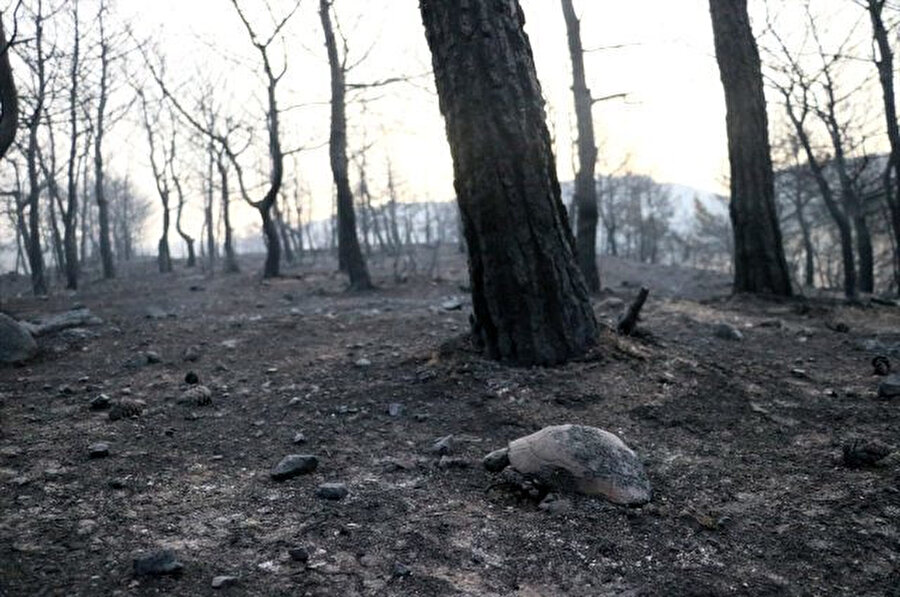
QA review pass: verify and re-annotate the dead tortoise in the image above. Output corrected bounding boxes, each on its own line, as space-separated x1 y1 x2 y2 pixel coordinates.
483 424 651 506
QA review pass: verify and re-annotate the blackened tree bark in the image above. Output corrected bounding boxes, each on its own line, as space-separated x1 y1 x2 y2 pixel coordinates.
24 2 47 295
420 0 598 366
204 140 216 271
561 0 600 292
63 0 80 288
320 0 372 290
0 11 18 161
138 89 172 274
95 0 115 279
709 0 792 296
216 151 240 274
866 0 900 292
169 130 196 267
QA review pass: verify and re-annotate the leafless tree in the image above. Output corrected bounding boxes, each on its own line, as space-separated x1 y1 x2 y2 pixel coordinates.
0 4 20 161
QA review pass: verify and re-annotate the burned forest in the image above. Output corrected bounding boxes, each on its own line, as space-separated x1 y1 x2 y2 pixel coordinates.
1 1 899 595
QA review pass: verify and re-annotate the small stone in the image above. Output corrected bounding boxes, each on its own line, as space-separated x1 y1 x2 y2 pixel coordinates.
88 443 110 458
437 456 469 469
713 323 743 341
873 356 890 376
182 385 213 406
483 448 511 472
288 396 302 407
90 394 111 411
354 358 372 368
58 385 75 396
107 399 146 421
288 547 309 563
133 549 183 576
441 298 463 311
211 575 237 589
145 351 162 364
878 374 900 398
108 478 126 489
842 439 891 468
316 482 349 501
184 371 200 385
0 312 39 364
387 403 404 417
392 562 412 578
790 368 808 379
270 455 318 481
183 345 202 362
538 494 572 515
430 434 454 456
292 432 307 445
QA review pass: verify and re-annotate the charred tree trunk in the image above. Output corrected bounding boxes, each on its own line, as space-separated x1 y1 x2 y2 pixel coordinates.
0 12 18 160
420 0 598 366
260 204 281 278
274 203 294 264
709 0 792 296
205 144 216 271
867 0 900 293
320 0 372 290
561 0 600 292
216 154 239 274
170 143 196 268
63 2 80 289
95 8 115 279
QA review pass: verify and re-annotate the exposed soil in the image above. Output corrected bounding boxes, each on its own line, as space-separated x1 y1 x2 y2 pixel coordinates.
1 251 898 596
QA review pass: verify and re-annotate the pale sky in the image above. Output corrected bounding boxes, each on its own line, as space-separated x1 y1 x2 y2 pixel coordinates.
106 0 731 241
105 0 885 245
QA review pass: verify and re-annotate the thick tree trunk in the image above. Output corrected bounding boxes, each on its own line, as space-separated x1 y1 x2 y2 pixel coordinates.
867 0 900 293
561 0 600 292
709 0 792 296
158 198 172 273
320 0 372 291
420 0 598 366
0 13 18 161
853 214 874 293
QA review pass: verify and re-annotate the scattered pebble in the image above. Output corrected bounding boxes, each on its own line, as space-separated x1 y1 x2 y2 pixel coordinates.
437 456 469 469
354 358 372 368
873 356 890 377
539 494 572 515
713 323 744 341
288 547 309 563
88 443 109 459
145 351 162 364
184 371 200 385
842 439 891 468
182 385 213 406
878 374 900 398
392 562 412 578
430 434 454 456
183 345 202 362
211 575 237 589
316 482 349 501
292 432 307 445
108 399 145 421
133 549 183 577
387 403 404 417
270 455 318 481
90 394 111 411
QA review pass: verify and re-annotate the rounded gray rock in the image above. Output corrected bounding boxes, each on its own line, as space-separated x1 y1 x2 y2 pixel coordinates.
270 454 318 481
0 313 38 364
484 424 651 506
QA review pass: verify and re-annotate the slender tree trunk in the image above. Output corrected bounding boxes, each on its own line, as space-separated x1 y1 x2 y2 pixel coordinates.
95 10 115 279
320 0 372 290
709 0 792 296
274 203 294 264
260 205 281 277
561 0 600 292
63 2 81 289
217 155 239 273
171 157 196 268
420 0 598 366
205 143 216 271
25 10 47 295
793 178 815 288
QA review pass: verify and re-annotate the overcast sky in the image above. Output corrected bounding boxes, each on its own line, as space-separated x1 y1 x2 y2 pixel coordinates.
108 0 731 237
102 0 883 247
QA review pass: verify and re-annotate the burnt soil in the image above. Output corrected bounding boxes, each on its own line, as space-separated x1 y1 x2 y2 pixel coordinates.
1 250 898 596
